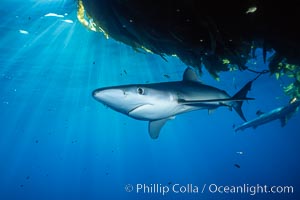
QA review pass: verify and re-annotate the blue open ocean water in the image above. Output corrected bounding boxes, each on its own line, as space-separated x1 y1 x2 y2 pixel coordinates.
0 1 299 199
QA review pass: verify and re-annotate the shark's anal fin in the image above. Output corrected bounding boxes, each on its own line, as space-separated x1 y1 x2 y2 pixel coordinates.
280 117 287 127
148 118 170 139
208 108 217 115
256 110 264 116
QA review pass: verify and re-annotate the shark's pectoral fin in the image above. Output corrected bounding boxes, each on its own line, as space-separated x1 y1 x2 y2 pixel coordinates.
280 117 287 127
148 118 170 139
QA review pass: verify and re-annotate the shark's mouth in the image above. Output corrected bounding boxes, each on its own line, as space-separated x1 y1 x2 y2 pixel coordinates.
128 104 153 115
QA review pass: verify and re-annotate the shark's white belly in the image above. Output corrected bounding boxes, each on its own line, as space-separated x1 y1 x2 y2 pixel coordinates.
128 101 203 121
128 101 179 120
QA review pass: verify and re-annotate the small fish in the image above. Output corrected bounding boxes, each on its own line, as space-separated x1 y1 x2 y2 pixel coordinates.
232 77 237 89
19 30 29 35
124 70 128 75
256 110 264 116
62 19 73 24
44 13 64 18
245 6 257 14
236 151 244 155
164 74 170 79
234 164 241 168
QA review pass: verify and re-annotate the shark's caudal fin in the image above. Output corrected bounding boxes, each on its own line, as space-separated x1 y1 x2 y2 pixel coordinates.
232 80 254 121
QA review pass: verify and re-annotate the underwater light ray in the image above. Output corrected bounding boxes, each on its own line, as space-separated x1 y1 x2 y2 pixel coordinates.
0 8 76 78
0 7 82 188
0 17 79 113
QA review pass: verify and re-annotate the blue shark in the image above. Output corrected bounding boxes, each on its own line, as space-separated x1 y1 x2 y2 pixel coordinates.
92 68 254 139
235 98 300 132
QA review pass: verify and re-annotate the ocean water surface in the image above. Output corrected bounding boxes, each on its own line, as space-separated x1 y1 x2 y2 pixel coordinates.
0 1 299 200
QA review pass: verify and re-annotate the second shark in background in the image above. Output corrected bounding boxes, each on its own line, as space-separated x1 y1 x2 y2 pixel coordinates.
235 98 300 132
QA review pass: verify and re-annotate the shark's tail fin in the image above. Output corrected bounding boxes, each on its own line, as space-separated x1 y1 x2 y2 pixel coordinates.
232 80 254 121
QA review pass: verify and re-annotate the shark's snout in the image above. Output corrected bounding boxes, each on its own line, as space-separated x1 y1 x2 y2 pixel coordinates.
92 88 125 104
92 89 100 99
92 88 105 102
92 86 145 116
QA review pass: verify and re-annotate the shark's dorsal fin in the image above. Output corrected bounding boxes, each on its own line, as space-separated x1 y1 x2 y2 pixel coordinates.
148 118 169 139
183 68 199 82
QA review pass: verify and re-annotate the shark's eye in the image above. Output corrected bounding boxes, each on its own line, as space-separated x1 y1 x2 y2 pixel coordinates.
137 87 145 95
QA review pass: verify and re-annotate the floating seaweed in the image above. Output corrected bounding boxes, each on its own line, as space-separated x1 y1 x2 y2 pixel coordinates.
77 0 300 98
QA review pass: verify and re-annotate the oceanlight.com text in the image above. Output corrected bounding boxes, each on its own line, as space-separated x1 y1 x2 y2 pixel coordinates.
207 184 294 196
124 183 294 196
